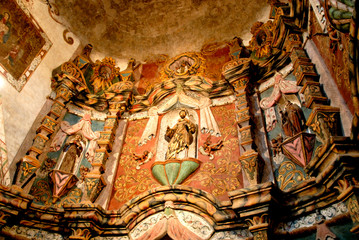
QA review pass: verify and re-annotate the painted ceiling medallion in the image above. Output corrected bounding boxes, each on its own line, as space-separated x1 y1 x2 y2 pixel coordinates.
163 53 205 79
90 57 121 94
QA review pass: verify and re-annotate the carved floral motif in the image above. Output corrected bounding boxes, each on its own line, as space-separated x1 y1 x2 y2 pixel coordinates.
277 161 305 191
162 52 205 79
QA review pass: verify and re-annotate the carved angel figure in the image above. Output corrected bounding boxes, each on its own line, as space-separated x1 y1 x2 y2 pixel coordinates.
165 110 197 160
132 150 153 170
199 135 223 160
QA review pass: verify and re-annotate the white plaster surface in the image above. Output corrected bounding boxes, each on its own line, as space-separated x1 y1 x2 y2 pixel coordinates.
0 0 80 171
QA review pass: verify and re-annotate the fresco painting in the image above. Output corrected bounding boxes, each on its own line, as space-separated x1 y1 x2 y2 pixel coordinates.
0 0 51 91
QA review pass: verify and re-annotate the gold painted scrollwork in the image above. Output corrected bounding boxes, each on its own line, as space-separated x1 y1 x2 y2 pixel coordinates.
277 161 305 190
63 29 74 45
60 62 87 92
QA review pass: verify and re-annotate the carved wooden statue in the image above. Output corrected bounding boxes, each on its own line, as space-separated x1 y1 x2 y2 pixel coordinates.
59 134 84 173
165 110 197 160
280 102 306 137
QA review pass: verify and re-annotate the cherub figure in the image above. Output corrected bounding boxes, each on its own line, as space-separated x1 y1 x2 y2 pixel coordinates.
199 135 223 160
79 166 90 181
132 150 153 169
271 134 283 157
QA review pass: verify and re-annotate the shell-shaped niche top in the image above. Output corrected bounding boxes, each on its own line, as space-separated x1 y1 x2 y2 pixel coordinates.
162 52 205 79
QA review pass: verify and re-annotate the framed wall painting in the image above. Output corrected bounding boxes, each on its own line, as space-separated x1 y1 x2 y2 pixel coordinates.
0 0 52 92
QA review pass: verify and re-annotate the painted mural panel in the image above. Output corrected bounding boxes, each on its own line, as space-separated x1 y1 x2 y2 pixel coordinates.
109 118 160 209
200 43 231 80
0 0 51 91
310 7 353 113
137 45 231 95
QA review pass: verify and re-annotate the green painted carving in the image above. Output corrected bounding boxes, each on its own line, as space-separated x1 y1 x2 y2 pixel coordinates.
152 165 168 185
175 160 199 185
152 159 200 185
165 162 180 185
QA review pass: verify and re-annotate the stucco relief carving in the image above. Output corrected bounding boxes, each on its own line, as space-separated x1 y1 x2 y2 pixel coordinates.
130 202 214 240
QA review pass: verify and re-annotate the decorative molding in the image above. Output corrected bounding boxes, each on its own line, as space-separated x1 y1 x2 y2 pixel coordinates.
277 202 348 232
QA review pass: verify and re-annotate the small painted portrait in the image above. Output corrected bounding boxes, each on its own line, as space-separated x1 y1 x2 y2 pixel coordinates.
4 43 22 66
0 12 11 44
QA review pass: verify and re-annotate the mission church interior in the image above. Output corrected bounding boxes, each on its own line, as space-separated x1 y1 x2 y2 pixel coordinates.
0 0 358 239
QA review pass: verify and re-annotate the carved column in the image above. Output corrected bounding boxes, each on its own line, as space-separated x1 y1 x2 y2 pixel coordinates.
288 35 342 159
15 81 73 189
223 58 263 186
82 104 121 203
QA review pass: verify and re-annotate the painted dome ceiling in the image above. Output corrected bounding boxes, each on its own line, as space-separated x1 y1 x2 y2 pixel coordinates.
54 0 270 61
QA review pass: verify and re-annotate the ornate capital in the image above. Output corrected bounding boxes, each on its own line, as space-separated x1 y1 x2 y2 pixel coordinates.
246 213 269 231
69 228 92 240
222 58 253 94
83 174 106 203
239 151 263 186
300 81 328 108
285 34 303 53
246 213 270 240
293 61 319 86
54 81 76 102
306 106 340 157
15 156 40 186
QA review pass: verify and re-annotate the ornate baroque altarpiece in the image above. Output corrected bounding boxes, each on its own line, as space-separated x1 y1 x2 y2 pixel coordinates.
0 0 52 91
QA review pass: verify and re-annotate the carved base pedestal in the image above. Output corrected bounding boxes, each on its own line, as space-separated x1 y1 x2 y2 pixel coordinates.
49 170 78 203
151 158 201 185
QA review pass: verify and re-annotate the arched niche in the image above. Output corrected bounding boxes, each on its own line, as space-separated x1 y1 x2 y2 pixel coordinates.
156 108 199 163
129 206 214 240
55 133 88 175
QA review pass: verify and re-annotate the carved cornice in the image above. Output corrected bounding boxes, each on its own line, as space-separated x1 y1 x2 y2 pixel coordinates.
306 137 359 189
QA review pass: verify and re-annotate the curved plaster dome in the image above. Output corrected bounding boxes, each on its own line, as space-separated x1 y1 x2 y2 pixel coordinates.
54 0 270 61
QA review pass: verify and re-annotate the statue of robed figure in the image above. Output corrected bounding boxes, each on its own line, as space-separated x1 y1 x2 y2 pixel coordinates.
165 110 197 160
152 109 200 186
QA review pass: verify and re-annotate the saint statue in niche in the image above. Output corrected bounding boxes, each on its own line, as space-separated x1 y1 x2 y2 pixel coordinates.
58 134 85 173
165 110 197 160
280 101 306 137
